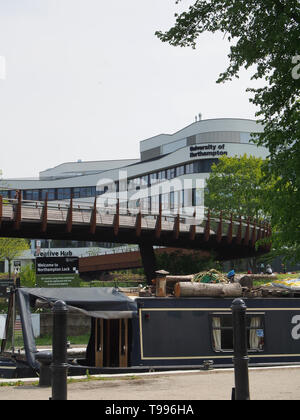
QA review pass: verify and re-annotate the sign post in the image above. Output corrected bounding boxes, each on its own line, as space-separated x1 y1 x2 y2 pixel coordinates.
36 257 80 288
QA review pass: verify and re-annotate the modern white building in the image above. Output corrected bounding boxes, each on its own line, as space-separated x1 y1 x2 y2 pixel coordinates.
0 117 269 271
0 118 268 204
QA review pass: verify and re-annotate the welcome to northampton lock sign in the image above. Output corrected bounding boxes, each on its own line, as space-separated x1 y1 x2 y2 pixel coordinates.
36 257 81 288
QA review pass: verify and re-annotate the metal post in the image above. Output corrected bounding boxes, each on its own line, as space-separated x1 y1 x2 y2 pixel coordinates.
50 300 69 401
231 298 250 400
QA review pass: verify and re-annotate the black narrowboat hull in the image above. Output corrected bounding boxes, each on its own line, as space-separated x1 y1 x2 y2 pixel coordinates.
1 294 300 379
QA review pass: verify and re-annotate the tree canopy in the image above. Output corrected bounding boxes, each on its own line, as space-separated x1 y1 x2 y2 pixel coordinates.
204 155 272 220
0 238 30 278
156 0 300 260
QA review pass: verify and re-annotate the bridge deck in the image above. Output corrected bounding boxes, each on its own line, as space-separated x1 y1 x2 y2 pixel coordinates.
0 195 271 260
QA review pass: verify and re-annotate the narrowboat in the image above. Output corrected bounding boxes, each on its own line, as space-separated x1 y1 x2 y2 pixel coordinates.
0 285 300 379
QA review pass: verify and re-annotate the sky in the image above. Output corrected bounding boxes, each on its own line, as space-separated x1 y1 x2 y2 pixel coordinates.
0 0 262 179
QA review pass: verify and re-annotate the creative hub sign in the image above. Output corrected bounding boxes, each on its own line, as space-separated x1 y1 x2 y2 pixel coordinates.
36 257 80 288
35 250 74 258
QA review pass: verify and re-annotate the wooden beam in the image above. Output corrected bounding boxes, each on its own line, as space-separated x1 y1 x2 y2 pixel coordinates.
251 221 257 247
90 197 97 235
266 224 272 251
204 210 211 242
236 216 242 245
13 190 22 231
173 213 180 240
41 193 48 233
66 197 73 233
113 199 120 236
189 210 196 241
155 202 162 239
243 218 250 245
227 213 233 244
216 211 223 243
261 222 266 239
256 222 262 242
135 210 142 238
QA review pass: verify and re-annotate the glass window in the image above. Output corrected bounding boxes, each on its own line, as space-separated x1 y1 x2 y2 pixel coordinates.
41 190 47 200
193 161 203 173
166 168 176 180
128 178 140 190
32 190 40 201
79 187 96 198
185 163 194 174
10 190 17 199
176 165 185 177
73 188 81 199
141 175 149 188
0 190 9 198
150 172 158 185
57 188 71 200
211 314 264 352
48 188 56 201
202 159 219 173
158 170 166 181
57 189 64 200
25 190 33 201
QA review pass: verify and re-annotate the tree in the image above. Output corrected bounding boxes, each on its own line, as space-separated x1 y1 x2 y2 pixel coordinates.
0 238 30 280
205 155 272 220
155 250 221 275
205 155 275 272
156 0 300 260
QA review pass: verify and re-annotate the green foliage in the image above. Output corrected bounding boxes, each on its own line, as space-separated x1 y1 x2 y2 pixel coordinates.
205 155 272 219
0 238 29 262
156 250 221 275
20 264 36 288
156 0 300 260
0 238 30 279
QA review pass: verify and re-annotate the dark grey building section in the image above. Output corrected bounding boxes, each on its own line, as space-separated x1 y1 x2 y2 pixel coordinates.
187 135 196 146
141 146 161 162
196 131 241 143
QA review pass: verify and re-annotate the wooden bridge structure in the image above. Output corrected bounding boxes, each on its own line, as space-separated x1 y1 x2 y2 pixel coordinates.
0 194 271 282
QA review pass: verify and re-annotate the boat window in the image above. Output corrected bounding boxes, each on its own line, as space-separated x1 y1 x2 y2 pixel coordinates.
211 313 264 352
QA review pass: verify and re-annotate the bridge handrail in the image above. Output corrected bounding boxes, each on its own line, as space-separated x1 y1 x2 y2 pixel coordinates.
0 196 271 229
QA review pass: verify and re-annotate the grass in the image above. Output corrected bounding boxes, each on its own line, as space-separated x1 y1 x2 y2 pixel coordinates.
253 271 300 287
36 334 90 347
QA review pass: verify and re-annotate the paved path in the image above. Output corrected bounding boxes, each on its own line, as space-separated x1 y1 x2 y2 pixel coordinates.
0 366 300 401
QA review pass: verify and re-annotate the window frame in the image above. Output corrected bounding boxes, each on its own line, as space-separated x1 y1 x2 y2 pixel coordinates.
210 312 265 353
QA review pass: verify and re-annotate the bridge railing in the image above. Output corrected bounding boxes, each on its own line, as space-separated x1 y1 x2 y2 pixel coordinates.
0 194 272 240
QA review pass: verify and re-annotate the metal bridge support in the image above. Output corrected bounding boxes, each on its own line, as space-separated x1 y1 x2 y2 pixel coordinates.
139 243 157 285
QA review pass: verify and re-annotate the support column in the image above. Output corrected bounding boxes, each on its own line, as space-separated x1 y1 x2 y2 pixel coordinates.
139 243 157 285
50 300 69 401
231 298 250 401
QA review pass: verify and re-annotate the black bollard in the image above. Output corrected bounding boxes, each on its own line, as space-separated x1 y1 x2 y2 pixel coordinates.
231 298 250 400
50 300 69 401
